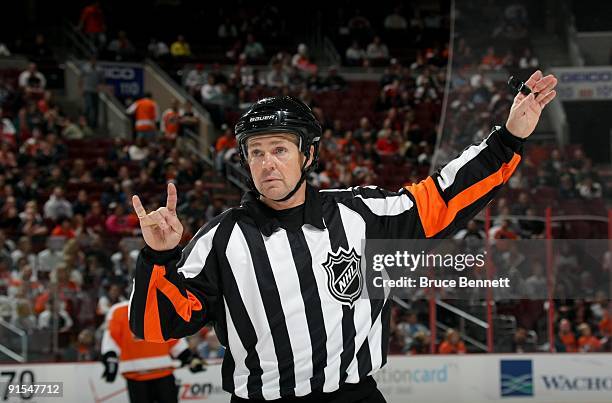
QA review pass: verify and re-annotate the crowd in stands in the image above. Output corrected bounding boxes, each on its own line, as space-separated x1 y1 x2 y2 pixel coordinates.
1 0 610 363
0 62 232 361
428 0 611 354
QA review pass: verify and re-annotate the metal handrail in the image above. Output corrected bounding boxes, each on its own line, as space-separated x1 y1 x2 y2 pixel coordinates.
99 91 132 139
183 128 214 168
323 36 341 66
62 20 96 58
0 318 27 362
225 161 251 193
435 299 489 329
145 59 210 121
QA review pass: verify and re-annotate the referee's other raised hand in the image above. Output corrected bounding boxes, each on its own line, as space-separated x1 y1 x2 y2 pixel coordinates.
132 182 184 251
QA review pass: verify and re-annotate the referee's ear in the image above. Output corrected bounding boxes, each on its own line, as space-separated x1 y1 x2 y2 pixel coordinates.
303 144 315 170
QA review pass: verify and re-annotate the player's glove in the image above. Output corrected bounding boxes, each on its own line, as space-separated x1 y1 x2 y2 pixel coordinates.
101 351 119 382
177 349 206 373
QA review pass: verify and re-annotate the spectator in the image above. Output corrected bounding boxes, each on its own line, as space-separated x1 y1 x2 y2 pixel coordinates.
201 75 220 103
214 124 237 170
15 174 40 204
105 203 138 235
518 48 539 69
185 64 207 96
37 237 65 275
322 66 347 90
0 108 17 145
557 318 577 352
78 0 106 48
384 7 408 30
91 157 117 182
292 44 317 74
490 219 518 240
10 298 37 333
38 297 73 333
43 187 73 221
161 98 180 141
84 201 106 234
599 312 611 351
453 220 486 253
511 192 531 216
107 30 135 61
345 41 366 66
366 36 390 63
480 46 503 70
523 261 546 295
409 331 431 354
126 93 159 140
51 216 76 239
501 49 516 68
170 35 192 58
79 56 104 128
353 117 373 141
559 174 578 199
18 63 46 96
243 34 265 63
126 137 149 161
266 60 289 88
62 329 98 361
18 201 48 238
396 312 429 349
110 237 139 277
61 116 83 139
577 323 602 352
512 328 536 353
388 327 406 354
10 236 37 269
147 38 169 59
97 283 126 317
69 161 93 185
208 82 236 110
0 42 10 56
438 328 467 354
576 176 602 199
375 129 399 156
179 101 200 137
217 18 238 39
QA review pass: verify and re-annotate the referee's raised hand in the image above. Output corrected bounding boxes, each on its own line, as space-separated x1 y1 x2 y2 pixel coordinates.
132 182 184 251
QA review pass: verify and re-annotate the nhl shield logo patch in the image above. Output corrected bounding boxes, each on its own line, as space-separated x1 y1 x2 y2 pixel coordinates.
322 247 363 307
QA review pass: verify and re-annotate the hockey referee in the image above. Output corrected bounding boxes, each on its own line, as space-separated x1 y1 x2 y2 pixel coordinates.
129 70 557 402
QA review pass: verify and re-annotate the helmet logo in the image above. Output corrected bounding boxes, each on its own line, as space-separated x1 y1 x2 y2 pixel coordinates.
249 114 276 122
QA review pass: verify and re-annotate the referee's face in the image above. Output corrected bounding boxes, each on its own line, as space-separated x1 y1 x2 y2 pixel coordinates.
246 133 310 203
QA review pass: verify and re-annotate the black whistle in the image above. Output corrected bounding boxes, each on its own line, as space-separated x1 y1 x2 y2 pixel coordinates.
508 76 532 96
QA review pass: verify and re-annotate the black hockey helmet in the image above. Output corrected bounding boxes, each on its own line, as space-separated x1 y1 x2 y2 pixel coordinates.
234 96 322 201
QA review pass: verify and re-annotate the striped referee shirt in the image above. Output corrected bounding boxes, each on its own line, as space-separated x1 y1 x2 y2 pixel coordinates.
129 125 524 400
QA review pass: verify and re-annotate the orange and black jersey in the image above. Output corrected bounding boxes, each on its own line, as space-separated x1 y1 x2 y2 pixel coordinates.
102 301 190 381
129 125 523 400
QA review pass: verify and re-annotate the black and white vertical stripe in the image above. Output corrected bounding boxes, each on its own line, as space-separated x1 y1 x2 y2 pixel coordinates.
130 126 523 400
191 189 414 399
